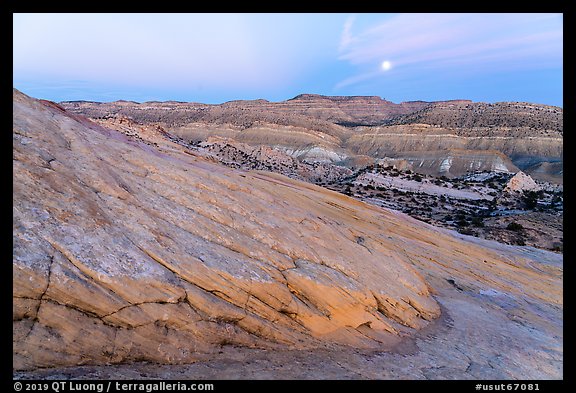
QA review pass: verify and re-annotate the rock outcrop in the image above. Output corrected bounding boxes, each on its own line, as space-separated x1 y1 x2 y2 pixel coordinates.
504 171 542 193
14 89 563 378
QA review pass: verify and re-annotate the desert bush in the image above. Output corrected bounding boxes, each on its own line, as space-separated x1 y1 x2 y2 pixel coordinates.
522 190 543 209
471 217 485 227
506 222 523 231
456 219 469 227
458 228 475 235
551 242 563 252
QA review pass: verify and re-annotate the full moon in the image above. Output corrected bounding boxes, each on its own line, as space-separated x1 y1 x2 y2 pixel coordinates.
381 60 392 71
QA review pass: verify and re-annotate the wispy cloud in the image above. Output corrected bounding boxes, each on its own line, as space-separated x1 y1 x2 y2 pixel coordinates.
339 14 356 51
336 13 563 89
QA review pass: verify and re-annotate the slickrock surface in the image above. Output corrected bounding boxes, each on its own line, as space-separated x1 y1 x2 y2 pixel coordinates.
13 90 439 369
14 90 562 379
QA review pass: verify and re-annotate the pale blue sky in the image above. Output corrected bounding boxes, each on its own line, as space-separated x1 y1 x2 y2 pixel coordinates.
13 13 563 106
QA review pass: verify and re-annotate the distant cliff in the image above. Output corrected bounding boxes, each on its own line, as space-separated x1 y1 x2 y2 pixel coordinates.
61 94 562 183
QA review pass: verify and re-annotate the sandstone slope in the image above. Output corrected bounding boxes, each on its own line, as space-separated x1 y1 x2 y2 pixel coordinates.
14 90 439 369
14 89 562 378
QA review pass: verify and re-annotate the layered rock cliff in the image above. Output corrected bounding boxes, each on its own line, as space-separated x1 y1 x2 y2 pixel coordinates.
61 95 562 182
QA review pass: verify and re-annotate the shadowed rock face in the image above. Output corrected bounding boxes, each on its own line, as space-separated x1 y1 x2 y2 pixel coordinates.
14 89 562 378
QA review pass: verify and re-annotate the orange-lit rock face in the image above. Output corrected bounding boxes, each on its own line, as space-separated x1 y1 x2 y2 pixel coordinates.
13 89 562 373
